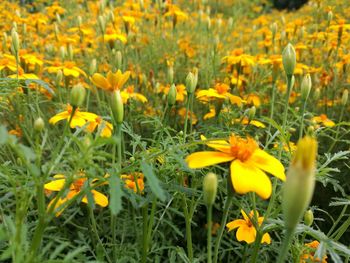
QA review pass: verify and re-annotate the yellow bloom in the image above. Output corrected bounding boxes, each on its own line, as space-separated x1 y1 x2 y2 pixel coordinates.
163 84 187 102
226 210 271 244
312 114 335 127
196 83 244 106
300 241 327 263
86 116 113 138
120 173 145 193
0 55 19 72
186 134 285 199
46 61 87 78
44 174 108 217
91 70 131 92
235 117 266 128
121 85 148 104
49 104 98 129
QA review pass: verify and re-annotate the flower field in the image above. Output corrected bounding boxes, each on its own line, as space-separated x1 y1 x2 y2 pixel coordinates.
0 0 349 262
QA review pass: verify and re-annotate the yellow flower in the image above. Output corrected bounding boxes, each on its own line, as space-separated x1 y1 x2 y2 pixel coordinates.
312 114 335 127
0 55 19 72
226 210 271 244
121 85 148 104
91 70 131 92
196 83 244 106
163 84 187 102
186 134 285 199
49 104 98 129
46 61 87 78
300 241 327 263
44 174 108 217
120 173 144 193
86 116 113 138
235 117 266 128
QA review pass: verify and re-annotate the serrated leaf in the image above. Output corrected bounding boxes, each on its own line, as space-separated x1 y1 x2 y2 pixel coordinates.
109 173 123 215
141 161 166 202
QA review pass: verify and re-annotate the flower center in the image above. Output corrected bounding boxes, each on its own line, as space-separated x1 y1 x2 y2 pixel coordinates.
229 135 258 162
215 83 230 94
72 178 86 191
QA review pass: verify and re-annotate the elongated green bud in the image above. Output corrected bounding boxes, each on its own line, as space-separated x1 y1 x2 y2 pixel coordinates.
304 209 314 226
116 50 122 70
341 89 348 106
34 117 45 132
167 84 177 106
282 43 296 76
167 66 174 84
111 90 124 124
203 173 218 206
248 106 256 120
283 136 317 230
98 15 106 35
70 84 86 107
11 29 20 54
89 59 97 75
186 72 196 93
56 70 63 86
301 74 312 101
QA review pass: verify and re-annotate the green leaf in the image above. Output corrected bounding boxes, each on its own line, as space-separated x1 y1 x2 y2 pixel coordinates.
141 161 166 202
109 173 123 215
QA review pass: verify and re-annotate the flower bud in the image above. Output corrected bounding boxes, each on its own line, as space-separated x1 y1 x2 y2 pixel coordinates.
54 23 59 41
327 11 333 25
59 46 66 60
56 13 61 24
304 209 314 226
116 50 122 70
77 16 82 28
68 44 74 60
98 15 106 34
11 29 20 54
111 90 124 124
55 70 63 86
186 72 196 93
282 43 296 76
203 172 218 206
341 89 348 106
283 136 317 230
70 84 86 107
248 106 256 120
314 88 320 101
301 74 312 101
271 22 278 39
34 117 45 132
167 66 174 84
167 84 177 106
89 59 97 75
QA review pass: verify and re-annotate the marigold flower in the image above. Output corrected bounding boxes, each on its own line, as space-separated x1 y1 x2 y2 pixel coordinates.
186 134 285 199
312 114 335 127
226 210 271 244
196 83 244 106
91 70 131 92
120 173 144 193
44 174 108 217
300 240 327 263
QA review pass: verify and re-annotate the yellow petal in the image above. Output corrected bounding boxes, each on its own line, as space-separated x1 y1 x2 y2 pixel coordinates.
117 71 131 89
186 151 234 169
230 160 272 199
226 219 246 231
236 224 256 244
200 135 231 153
82 190 108 207
63 68 79 78
91 73 110 90
44 179 66 191
249 149 286 181
49 111 70 124
261 233 271 244
70 116 86 128
107 71 118 90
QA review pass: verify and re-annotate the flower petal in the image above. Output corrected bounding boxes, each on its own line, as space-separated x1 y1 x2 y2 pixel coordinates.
249 149 286 181
49 111 69 125
261 233 271 244
236 224 256 244
226 219 246 231
44 179 66 191
186 151 234 169
200 135 231 153
230 160 272 199
91 73 110 90
82 190 109 207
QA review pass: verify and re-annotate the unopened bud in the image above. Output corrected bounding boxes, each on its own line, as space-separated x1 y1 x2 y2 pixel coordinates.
116 50 122 70
341 89 348 106
56 70 63 86
301 74 312 100
34 117 45 132
271 22 278 39
77 16 82 28
203 172 218 206
282 43 296 76
206 17 211 31
68 44 74 60
56 13 61 24
304 209 314 226
283 136 317 230
111 90 124 124
327 11 333 25
248 106 256 120
167 66 174 84
98 15 106 34
11 29 20 54
59 46 66 60
70 84 86 107
167 84 177 106
186 72 196 93
89 59 97 75
314 88 320 101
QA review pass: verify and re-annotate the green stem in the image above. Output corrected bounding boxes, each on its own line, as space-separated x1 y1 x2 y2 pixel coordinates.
141 204 149 263
329 105 345 152
266 80 276 146
298 99 307 140
182 195 193 262
183 94 191 142
207 204 213 263
276 228 294 263
213 195 233 263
